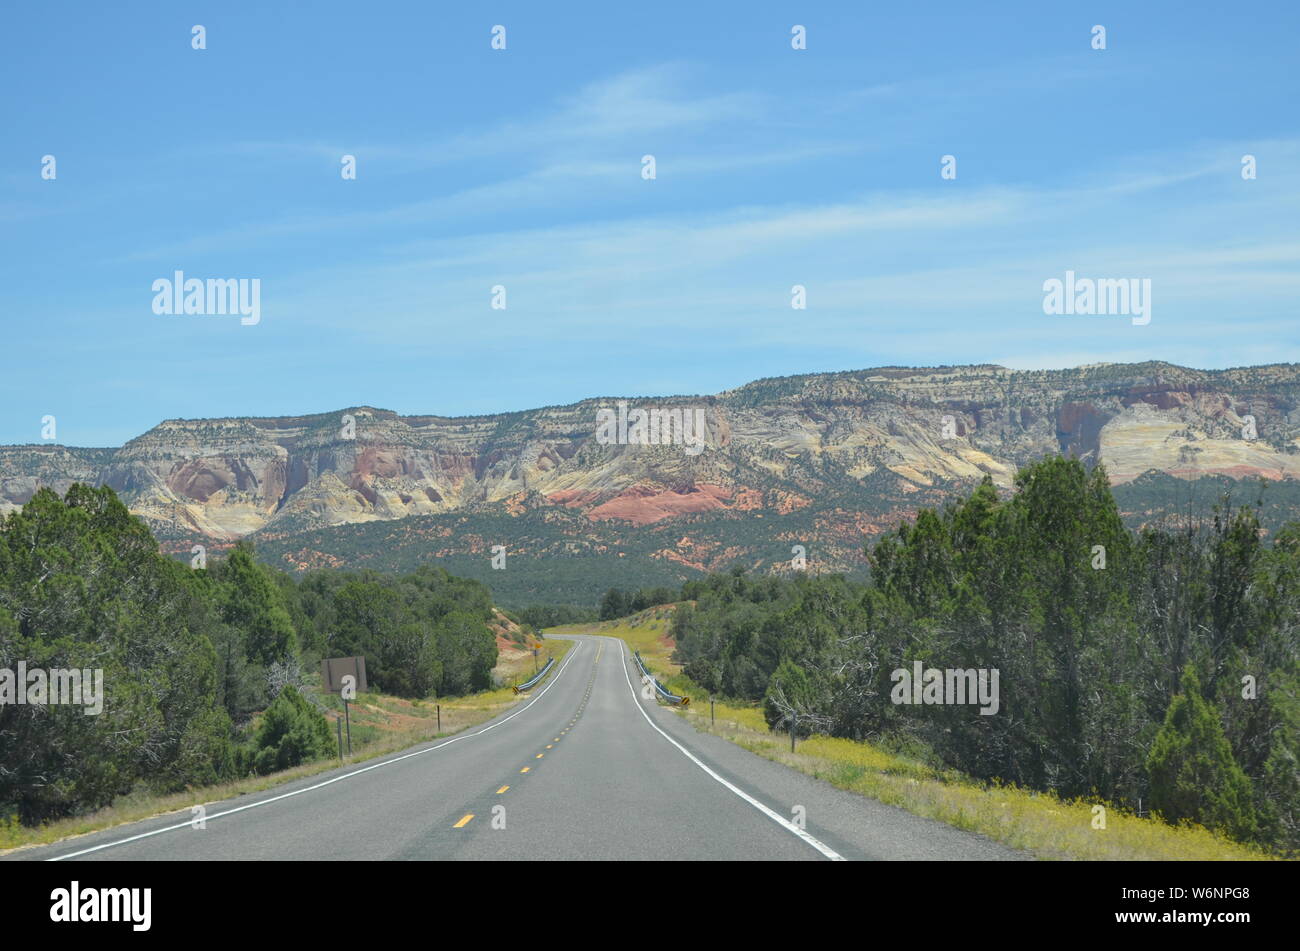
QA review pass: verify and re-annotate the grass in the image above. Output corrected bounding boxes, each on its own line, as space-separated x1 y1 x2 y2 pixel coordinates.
0 638 573 855
550 606 680 670
582 608 1276 862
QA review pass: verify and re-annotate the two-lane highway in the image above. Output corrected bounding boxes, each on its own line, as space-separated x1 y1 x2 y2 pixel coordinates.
5 636 1025 861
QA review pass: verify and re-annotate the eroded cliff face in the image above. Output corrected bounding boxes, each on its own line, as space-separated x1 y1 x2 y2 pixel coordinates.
3 361 1298 540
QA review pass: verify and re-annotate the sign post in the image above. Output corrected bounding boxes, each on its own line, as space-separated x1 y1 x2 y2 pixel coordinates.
321 656 367 759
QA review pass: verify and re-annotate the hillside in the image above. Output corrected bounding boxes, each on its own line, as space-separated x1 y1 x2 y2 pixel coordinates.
4 361 1300 605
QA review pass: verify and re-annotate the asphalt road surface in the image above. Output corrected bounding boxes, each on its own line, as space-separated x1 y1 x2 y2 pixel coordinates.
6 635 1026 861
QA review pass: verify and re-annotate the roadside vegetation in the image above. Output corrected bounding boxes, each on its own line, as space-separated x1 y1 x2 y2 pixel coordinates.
571 612 1273 860
582 456 1299 860
0 638 571 853
0 483 561 846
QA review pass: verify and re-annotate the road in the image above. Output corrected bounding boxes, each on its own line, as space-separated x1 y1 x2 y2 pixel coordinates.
6 635 1025 861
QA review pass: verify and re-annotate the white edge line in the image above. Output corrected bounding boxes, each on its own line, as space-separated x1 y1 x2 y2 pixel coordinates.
47 639 585 861
610 636 846 861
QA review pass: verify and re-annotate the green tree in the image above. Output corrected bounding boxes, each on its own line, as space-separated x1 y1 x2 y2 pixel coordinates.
600 588 629 621
763 659 818 737
1147 665 1257 840
436 610 496 695
216 543 297 665
0 485 233 823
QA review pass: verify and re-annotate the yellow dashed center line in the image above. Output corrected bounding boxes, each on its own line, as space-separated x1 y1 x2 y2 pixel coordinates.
535 753 544 759
453 814 474 828
496 785 509 794
520 766 530 773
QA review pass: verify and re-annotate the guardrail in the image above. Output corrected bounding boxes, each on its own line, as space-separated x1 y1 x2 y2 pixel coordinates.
513 656 555 694
633 650 690 706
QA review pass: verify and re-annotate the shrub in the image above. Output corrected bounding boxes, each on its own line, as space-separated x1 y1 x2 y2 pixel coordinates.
250 686 334 775
1147 665 1257 841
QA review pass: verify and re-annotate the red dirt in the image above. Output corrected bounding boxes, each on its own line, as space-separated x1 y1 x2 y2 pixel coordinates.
586 484 738 525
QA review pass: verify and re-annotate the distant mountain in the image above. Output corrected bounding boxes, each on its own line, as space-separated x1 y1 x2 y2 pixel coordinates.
4 361 1299 605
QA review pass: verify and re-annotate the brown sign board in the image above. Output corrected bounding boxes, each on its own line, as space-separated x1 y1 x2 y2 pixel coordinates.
321 656 368 694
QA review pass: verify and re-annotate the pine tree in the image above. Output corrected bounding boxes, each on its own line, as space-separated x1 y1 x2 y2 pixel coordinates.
218 543 298 665
599 588 629 621
1147 664 1257 840
251 685 334 775
764 659 817 736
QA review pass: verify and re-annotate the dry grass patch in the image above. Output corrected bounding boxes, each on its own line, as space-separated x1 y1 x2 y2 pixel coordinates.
676 699 1271 861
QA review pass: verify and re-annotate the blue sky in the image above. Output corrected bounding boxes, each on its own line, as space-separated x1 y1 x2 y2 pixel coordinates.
3 2 1298 446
